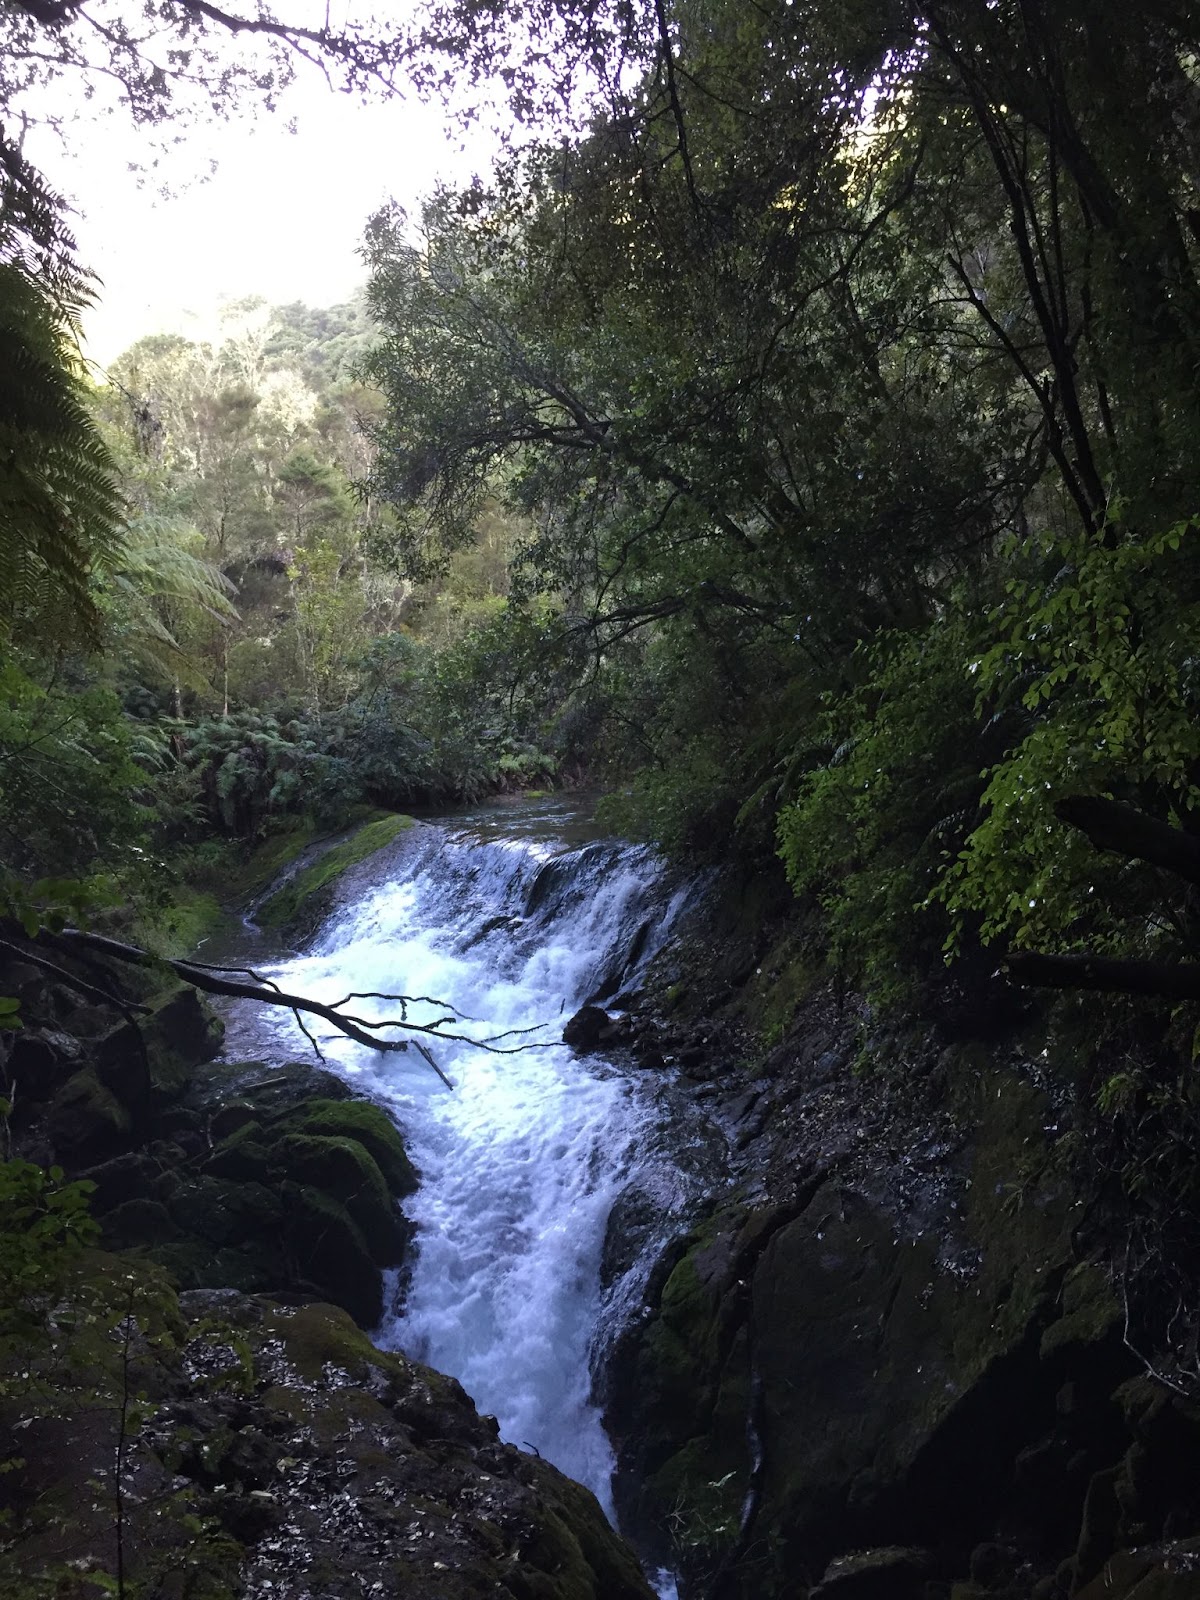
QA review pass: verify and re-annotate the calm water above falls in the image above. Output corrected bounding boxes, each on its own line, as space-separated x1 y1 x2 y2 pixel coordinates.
221 804 707 1532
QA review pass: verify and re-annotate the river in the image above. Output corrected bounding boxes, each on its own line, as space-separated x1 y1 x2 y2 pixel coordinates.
219 798 712 1583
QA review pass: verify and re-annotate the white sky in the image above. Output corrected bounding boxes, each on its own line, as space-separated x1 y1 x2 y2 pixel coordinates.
24 56 493 365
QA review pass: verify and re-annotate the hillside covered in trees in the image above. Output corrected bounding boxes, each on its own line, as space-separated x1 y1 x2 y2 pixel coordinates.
5 1 1200 1598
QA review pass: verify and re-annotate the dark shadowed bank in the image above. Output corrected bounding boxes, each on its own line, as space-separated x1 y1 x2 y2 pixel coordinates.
594 866 1200 1600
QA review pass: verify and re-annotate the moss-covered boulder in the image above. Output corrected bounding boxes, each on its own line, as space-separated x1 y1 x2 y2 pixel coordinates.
275 1131 407 1258
83 1079 418 1328
273 1095 418 1194
95 982 225 1107
608 1069 1129 1596
46 1066 132 1164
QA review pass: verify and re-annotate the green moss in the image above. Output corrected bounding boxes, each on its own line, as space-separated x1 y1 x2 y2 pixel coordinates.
275 1132 406 1261
1040 1262 1121 1360
156 886 236 959
281 1181 382 1326
275 1098 417 1194
255 813 415 934
267 1300 396 1383
138 814 385 957
47 1066 132 1162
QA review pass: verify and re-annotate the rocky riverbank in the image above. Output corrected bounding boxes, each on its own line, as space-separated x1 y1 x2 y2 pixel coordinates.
0 927 654 1600
591 865 1200 1600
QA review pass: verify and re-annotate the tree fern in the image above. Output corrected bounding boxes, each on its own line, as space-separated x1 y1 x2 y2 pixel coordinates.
0 132 125 648
99 512 236 688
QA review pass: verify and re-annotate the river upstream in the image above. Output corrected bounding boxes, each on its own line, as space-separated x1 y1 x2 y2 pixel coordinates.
220 798 716 1589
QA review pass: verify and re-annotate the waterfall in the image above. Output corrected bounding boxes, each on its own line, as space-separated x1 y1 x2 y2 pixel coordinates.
220 807 706 1526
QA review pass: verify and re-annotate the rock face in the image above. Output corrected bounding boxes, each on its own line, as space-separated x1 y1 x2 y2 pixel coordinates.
604 888 1200 1600
0 1266 656 1600
0 952 661 1598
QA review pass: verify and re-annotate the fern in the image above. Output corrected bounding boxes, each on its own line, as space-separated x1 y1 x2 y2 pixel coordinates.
0 135 125 648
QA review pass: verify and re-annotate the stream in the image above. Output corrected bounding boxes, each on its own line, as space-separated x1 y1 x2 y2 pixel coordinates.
219 798 716 1581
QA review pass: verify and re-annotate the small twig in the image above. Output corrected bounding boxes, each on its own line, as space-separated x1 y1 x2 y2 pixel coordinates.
411 1040 454 1091
291 1008 327 1063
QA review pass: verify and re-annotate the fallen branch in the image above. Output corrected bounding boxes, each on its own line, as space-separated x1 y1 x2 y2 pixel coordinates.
1005 950 1200 1001
11 924 558 1091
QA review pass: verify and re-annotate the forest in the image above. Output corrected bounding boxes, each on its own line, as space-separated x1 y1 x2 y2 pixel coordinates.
4 2 1200 1598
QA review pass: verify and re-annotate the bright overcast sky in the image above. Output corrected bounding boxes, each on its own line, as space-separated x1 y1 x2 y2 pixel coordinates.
24 50 493 366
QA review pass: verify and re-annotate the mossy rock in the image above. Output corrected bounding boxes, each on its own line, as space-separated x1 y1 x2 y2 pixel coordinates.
103 1196 181 1249
96 983 225 1107
255 813 415 937
204 1119 272 1183
274 1131 408 1262
274 1097 417 1195
181 1094 416 1324
168 1175 285 1250
1040 1262 1122 1361
281 1181 383 1327
47 1066 132 1163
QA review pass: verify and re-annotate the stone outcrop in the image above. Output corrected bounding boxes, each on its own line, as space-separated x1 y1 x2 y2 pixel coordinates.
601 872 1200 1600
0 950 662 1598
3 956 415 1328
0 1265 655 1600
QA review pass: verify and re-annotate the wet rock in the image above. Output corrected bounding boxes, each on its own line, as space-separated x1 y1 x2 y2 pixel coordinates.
812 1546 930 1598
276 1131 408 1262
601 1184 663 1290
609 1070 1107 1590
3 1026 83 1107
209 1099 257 1141
563 1005 634 1054
272 1096 417 1195
96 983 224 1107
564 1004 615 1051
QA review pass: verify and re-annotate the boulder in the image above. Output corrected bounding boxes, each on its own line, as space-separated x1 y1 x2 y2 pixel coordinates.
46 1067 132 1164
0 1264 657 1600
812 1547 930 1599
274 1130 409 1261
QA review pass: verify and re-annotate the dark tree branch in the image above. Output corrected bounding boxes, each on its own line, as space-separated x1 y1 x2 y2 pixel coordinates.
1005 951 1200 1002
12 926 555 1091
1055 795 1200 889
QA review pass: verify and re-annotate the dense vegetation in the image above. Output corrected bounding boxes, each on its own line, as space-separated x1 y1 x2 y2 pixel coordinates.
7 0 1200 1015
5 0 1200 1538
357 0 1200 1017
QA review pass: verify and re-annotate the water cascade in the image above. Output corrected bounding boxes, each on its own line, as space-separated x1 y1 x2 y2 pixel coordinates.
221 805 709 1530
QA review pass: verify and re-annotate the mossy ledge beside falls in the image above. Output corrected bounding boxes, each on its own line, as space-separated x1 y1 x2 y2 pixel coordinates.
6 799 1200 1600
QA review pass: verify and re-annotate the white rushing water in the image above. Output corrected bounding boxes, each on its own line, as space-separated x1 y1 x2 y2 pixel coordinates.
223 808 699 1519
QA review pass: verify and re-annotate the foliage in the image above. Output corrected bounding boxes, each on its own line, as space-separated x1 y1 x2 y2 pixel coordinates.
358 0 1200 1012
0 138 124 650
169 710 352 837
776 617 986 1001
0 1157 98 1387
0 662 149 898
936 513 1200 957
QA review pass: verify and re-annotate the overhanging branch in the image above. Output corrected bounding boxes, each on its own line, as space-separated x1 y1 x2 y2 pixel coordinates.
1055 795 1200 889
10 925 558 1090
1005 951 1200 1001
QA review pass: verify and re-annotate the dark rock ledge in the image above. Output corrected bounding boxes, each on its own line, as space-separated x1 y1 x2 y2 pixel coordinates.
0 1268 654 1599
592 871 1200 1600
